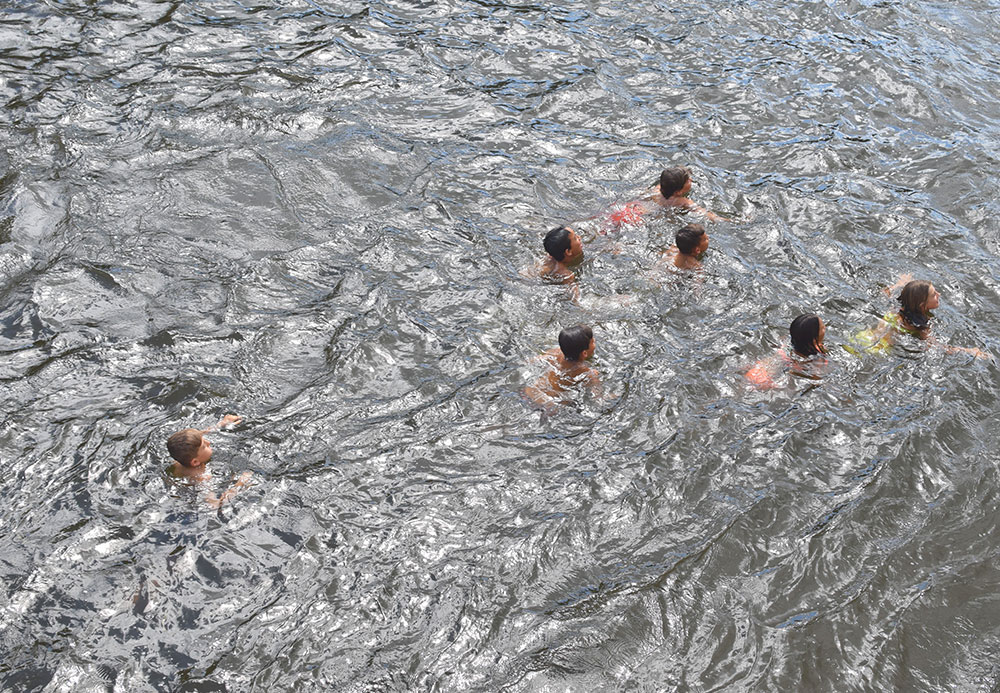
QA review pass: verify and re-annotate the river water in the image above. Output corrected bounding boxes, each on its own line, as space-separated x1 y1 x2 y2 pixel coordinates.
2 0 1000 691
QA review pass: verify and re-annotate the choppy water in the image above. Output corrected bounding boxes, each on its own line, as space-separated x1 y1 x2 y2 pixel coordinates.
3 0 1000 691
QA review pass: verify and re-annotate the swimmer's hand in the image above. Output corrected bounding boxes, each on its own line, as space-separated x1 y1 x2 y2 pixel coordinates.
942 344 991 360
218 414 242 429
885 273 913 296
206 471 254 509
202 414 241 434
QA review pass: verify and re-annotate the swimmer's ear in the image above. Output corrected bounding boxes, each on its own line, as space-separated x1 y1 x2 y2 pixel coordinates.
189 459 202 467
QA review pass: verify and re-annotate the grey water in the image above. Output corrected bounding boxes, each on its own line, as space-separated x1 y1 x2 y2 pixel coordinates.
2 0 1000 690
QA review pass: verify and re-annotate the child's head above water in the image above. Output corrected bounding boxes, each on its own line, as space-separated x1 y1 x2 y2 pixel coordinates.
167 428 213 468
675 223 707 256
898 280 939 327
659 166 692 198
558 324 595 362
543 226 582 263
789 314 826 357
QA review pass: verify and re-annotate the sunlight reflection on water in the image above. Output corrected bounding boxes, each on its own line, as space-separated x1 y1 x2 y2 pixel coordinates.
2 0 1000 690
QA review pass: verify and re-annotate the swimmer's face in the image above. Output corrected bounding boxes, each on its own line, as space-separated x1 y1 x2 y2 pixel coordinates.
815 319 827 352
679 177 692 196
191 435 213 467
585 337 596 359
924 285 940 312
565 229 583 262
696 233 710 256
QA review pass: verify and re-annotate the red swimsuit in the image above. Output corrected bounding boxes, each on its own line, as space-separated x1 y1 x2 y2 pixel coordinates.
606 201 648 230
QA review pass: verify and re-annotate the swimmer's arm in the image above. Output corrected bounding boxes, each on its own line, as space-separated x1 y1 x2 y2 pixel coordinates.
528 348 561 366
688 202 728 222
870 318 896 344
523 381 560 415
518 264 538 279
557 267 576 285
567 279 581 302
539 261 575 285
206 471 254 509
587 370 617 401
521 258 559 280
546 265 580 300
585 369 607 398
201 414 242 434
651 247 677 272
938 342 991 359
884 273 914 296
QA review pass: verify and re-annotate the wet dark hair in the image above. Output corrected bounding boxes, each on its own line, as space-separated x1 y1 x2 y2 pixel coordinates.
898 280 933 328
659 166 692 197
543 226 573 261
789 314 824 357
167 428 203 466
675 223 706 256
558 324 594 361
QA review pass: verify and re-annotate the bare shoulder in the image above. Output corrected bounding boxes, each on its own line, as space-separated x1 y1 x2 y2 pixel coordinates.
543 347 562 363
661 195 694 209
520 261 542 279
542 264 574 284
674 254 700 271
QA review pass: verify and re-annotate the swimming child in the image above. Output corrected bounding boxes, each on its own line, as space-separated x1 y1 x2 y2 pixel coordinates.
606 166 725 230
847 276 988 358
523 324 602 413
522 225 583 300
166 414 253 508
662 223 709 270
746 314 828 389
541 225 583 280
789 314 827 358
654 167 727 222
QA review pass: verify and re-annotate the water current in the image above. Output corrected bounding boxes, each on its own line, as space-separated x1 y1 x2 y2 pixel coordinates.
3 0 1000 690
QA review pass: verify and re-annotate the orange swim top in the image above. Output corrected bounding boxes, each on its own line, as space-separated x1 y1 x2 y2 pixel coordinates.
745 349 793 389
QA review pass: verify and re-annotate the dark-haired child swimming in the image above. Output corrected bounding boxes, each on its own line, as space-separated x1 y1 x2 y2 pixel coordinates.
523 325 603 412
746 314 828 389
661 223 709 270
607 166 726 230
542 225 583 279
789 314 827 358
847 275 988 358
522 225 583 300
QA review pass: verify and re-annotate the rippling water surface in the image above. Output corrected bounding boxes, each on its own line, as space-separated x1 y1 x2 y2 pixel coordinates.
3 0 1000 690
